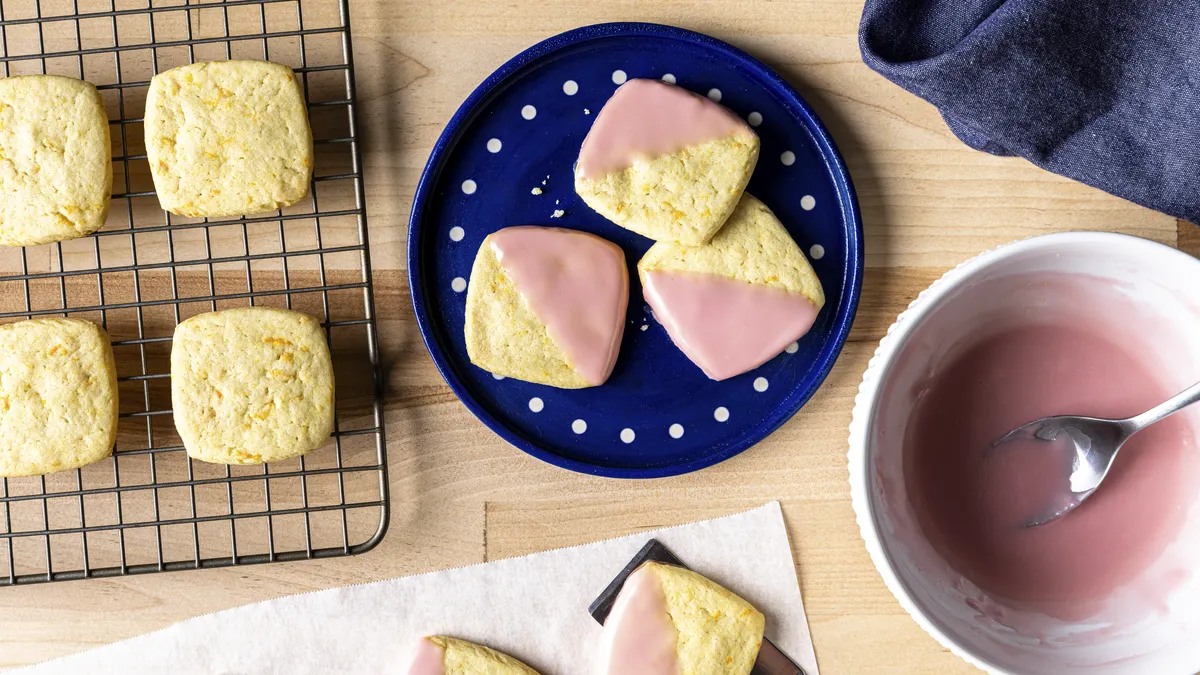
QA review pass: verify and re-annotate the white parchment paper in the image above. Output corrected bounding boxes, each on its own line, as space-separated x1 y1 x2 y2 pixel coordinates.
20 502 818 675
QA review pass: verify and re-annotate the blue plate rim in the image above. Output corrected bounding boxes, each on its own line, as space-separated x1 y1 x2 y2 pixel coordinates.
407 21 864 479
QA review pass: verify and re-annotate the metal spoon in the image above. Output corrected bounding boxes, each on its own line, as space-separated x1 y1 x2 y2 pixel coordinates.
992 379 1200 527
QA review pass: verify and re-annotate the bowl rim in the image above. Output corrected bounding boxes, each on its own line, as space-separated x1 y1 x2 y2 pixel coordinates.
847 230 1200 675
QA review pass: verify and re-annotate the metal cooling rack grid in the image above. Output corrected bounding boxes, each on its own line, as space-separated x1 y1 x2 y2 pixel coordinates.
0 0 389 585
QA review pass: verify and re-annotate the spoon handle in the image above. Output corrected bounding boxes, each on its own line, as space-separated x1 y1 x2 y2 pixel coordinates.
1129 379 1200 430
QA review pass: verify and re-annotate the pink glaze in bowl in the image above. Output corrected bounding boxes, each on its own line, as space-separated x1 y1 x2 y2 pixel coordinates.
849 232 1200 675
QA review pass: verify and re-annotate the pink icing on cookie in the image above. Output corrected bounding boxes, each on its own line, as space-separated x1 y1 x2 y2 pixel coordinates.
403 638 445 675
599 565 682 675
491 227 629 385
642 270 818 381
576 78 752 180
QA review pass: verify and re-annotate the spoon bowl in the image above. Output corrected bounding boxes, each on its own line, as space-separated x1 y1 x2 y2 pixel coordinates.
993 379 1200 526
992 415 1133 526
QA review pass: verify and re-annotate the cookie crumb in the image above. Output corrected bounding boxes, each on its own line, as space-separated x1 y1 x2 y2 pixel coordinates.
551 209 565 219
531 187 543 195
584 108 591 115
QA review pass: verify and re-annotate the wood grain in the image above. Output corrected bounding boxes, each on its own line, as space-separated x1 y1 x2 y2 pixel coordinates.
0 1 1189 673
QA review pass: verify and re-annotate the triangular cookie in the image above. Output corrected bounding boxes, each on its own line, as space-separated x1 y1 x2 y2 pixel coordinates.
600 562 765 675
575 79 759 245
465 227 629 388
404 636 540 675
638 194 824 380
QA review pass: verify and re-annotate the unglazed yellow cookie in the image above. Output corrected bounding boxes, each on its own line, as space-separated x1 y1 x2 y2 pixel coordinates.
403 636 541 675
650 562 765 675
464 227 628 389
171 307 333 464
145 60 313 217
0 319 117 477
575 78 758 245
0 75 112 247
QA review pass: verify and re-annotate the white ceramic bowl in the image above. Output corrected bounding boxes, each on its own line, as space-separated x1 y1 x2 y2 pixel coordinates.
849 232 1200 675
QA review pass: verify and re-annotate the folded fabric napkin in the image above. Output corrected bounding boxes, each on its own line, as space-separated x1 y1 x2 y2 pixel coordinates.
859 0 1200 223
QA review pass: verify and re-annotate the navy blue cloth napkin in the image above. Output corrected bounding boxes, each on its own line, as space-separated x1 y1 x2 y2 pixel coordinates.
859 0 1200 223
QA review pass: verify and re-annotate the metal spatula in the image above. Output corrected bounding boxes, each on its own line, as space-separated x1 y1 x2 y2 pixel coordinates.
589 539 806 675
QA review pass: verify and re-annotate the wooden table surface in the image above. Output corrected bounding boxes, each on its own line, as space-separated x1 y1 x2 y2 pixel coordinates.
0 1 1189 672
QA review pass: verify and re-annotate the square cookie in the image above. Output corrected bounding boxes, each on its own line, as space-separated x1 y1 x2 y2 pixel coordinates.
171 307 334 464
0 75 112 247
145 60 313 218
464 227 629 389
0 318 117 477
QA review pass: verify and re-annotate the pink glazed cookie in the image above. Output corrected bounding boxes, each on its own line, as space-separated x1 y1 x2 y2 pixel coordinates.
465 227 629 388
575 78 759 245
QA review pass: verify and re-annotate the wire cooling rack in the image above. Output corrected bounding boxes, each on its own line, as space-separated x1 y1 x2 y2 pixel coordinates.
0 0 388 585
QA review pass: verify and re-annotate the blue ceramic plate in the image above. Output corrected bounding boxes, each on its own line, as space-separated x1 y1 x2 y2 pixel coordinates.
409 22 863 478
